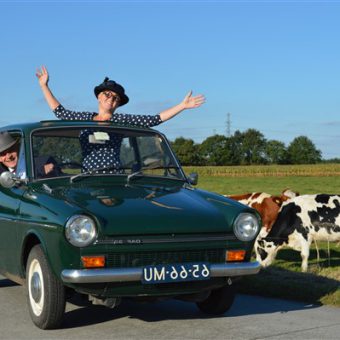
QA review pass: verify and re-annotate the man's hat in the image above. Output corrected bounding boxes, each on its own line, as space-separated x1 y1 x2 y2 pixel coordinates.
0 131 18 154
94 77 129 106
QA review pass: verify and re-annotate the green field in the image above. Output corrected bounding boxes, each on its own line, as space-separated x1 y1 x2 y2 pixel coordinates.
183 164 340 195
183 165 340 307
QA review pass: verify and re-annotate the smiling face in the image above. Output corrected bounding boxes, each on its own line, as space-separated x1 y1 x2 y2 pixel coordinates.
0 143 19 169
98 90 121 113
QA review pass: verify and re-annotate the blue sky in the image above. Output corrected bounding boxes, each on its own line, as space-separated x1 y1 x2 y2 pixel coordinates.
0 0 339 159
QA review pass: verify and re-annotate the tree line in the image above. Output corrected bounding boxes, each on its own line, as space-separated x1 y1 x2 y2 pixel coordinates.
170 128 330 166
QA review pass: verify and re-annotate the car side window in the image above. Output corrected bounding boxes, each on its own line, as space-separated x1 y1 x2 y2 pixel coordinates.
15 138 27 180
32 133 83 179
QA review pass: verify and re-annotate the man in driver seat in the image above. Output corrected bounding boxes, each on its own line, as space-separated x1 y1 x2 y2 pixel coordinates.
0 131 57 178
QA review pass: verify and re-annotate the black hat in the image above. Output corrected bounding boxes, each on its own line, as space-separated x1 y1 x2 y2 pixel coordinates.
94 77 129 106
0 131 18 154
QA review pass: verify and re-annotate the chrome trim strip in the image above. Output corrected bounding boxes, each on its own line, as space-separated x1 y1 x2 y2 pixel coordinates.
210 262 261 277
62 268 142 283
0 216 56 229
96 235 237 245
61 261 261 283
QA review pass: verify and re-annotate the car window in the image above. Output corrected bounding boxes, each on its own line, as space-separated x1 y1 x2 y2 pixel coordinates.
16 138 27 180
31 127 184 180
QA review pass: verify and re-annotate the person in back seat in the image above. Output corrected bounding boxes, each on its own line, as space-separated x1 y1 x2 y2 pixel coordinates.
0 131 57 178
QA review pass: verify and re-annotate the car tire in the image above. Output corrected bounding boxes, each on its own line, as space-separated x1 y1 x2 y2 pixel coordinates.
26 244 66 329
196 283 236 315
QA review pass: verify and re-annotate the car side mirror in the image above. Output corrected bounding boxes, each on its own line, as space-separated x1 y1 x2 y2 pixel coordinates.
0 172 16 188
187 172 198 186
0 171 27 188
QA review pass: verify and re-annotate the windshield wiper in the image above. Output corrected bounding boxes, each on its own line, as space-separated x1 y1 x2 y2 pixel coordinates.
126 165 180 186
70 171 92 183
70 165 180 184
126 170 143 185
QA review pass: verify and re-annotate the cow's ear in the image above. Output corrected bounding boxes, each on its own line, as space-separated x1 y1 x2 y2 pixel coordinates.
281 188 299 198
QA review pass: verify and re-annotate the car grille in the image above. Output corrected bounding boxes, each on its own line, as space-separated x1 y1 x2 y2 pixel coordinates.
106 249 225 268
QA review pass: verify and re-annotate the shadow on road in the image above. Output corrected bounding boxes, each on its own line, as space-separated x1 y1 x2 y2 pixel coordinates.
61 291 317 329
0 278 19 288
0 274 325 330
62 296 203 329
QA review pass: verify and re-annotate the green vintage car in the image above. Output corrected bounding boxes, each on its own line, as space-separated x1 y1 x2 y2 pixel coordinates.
0 121 261 329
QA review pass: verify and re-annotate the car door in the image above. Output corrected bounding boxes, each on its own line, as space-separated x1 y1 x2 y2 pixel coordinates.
0 187 26 275
0 132 27 279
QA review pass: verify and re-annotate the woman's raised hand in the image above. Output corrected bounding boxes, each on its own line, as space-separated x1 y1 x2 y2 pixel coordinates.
181 90 205 109
35 65 60 110
36 66 49 87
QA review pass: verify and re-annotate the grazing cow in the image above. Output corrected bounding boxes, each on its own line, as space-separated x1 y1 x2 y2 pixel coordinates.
255 194 340 272
227 189 298 234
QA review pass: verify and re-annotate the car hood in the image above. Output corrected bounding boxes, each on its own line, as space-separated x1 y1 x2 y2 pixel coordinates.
45 182 246 236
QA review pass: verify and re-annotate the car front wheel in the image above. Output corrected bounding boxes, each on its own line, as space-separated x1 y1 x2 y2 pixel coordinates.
26 245 66 329
196 283 236 315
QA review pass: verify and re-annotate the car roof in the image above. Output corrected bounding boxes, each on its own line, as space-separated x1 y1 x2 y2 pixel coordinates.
0 120 158 134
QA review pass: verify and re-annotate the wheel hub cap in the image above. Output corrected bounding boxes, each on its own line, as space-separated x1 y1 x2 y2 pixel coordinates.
30 272 42 303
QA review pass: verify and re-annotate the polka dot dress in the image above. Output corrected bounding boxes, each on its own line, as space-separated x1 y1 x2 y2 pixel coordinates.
54 105 162 173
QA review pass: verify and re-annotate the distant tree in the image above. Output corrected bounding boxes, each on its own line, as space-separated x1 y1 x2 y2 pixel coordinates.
239 129 267 164
199 135 230 165
169 130 323 166
265 140 288 164
223 134 243 165
287 136 322 164
171 137 202 165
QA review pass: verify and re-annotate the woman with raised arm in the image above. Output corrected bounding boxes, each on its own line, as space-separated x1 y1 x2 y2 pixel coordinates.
36 66 205 173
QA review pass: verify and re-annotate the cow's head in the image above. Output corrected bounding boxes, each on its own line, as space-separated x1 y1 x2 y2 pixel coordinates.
254 237 280 268
258 189 299 232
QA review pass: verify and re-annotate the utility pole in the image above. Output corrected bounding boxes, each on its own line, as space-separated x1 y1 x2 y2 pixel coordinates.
226 112 231 137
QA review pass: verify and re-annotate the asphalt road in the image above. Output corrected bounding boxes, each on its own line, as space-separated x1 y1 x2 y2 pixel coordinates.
1 275 340 339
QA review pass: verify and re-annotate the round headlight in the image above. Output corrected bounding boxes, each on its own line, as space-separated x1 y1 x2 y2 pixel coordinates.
65 215 97 247
233 213 260 241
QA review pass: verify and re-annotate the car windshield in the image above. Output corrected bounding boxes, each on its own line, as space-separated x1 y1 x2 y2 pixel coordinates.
31 126 184 181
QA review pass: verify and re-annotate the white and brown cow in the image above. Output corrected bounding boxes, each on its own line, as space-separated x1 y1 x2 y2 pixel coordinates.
255 194 340 272
227 189 298 234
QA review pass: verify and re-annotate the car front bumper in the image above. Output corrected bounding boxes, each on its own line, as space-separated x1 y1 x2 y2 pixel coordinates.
61 261 261 283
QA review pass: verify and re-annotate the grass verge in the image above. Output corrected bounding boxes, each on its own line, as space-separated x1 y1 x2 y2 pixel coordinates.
239 267 340 306
239 243 340 307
